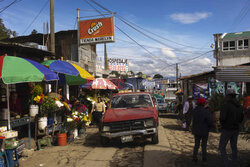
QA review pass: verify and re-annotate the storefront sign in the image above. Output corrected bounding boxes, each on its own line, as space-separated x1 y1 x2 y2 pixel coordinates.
79 17 115 44
108 58 128 72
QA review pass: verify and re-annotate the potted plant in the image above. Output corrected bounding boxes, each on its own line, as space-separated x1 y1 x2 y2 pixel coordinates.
29 84 43 117
37 96 59 130
70 110 88 138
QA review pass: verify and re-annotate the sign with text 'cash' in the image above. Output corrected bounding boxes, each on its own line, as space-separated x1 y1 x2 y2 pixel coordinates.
79 17 115 44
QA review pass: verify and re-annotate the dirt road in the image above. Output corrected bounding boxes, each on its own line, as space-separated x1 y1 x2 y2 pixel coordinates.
144 113 250 167
19 126 145 167
20 113 250 167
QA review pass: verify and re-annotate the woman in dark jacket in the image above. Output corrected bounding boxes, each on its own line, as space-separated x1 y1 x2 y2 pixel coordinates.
192 97 213 163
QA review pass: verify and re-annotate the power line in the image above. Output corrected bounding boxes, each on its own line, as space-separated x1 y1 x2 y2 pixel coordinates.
22 0 49 35
115 38 204 54
116 15 208 50
228 0 250 32
73 17 77 29
0 0 22 13
84 0 171 67
88 0 209 54
160 50 213 71
86 0 214 76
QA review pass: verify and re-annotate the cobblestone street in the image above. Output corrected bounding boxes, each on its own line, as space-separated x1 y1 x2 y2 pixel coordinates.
144 113 250 167
19 113 250 167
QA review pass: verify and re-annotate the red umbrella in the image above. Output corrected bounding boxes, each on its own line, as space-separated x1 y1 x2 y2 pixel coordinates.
91 78 118 89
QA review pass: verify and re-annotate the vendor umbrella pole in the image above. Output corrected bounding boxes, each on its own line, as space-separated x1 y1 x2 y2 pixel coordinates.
6 84 11 130
55 72 58 95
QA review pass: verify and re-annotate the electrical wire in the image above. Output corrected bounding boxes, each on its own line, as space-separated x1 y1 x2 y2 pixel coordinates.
160 50 213 71
115 38 204 54
0 0 22 13
116 15 209 50
86 0 214 76
84 0 171 67
228 0 250 32
88 0 210 54
22 0 49 35
73 17 77 29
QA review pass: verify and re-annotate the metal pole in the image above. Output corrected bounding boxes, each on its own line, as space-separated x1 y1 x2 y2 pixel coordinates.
176 63 179 89
50 0 55 54
6 84 10 130
77 8 80 62
104 43 108 70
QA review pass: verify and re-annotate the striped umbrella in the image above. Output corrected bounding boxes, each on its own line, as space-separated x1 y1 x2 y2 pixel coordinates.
0 54 59 130
0 55 59 84
41 60 94 85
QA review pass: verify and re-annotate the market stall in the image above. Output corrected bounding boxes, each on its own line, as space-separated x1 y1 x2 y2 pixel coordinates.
0 54 59 166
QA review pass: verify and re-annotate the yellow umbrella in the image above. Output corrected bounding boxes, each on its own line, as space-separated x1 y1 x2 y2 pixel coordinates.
71 63 95 80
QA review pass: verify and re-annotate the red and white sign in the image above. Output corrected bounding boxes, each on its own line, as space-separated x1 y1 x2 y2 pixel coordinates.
79 17 115 44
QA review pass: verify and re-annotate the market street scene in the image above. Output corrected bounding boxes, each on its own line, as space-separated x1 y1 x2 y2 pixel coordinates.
0 0 250 167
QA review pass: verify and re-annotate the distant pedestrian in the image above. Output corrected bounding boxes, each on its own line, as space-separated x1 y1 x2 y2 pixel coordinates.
183 96 196 131
219 89 244 167
192 97 213 164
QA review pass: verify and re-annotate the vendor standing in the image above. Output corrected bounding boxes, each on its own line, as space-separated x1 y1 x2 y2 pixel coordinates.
9 92 22 116
92 97 106 124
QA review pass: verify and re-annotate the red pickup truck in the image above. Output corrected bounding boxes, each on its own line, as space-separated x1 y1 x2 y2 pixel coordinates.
99 92 159 145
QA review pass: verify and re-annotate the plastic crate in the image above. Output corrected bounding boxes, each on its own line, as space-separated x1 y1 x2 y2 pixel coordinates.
6 148 19 167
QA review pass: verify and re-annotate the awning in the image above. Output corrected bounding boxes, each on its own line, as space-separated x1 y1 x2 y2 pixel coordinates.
215 66 250 82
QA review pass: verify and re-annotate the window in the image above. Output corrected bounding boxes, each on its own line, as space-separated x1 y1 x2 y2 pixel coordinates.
223 41 236 51
111 94 153 108
238 39 249 50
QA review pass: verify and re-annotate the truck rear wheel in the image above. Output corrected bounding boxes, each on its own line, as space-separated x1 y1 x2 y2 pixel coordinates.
151 133 159 144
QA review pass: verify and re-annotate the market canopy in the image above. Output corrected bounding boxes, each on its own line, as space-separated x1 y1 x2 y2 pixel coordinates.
81 78 118 90
0 54 59 130
41 60 95 85
0 55 59 84
41 60 79 76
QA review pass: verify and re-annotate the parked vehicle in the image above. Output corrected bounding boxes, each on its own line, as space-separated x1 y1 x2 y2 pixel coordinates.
155 98 168 113
99 92 159 145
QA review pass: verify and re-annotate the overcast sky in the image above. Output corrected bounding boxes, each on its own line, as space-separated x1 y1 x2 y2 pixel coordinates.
1 0 250 77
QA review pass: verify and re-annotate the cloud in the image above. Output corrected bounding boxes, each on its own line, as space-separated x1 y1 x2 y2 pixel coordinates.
161 48 177 58
170 12 212 24
179 57 215 77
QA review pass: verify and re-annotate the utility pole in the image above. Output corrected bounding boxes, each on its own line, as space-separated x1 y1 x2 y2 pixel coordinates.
50 0 55 54
176 63 179 89
213 34 220 67
104 43 108 70
77 8 80 61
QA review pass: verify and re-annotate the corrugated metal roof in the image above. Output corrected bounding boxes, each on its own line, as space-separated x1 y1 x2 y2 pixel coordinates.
223 31 250 39
215 66 250 82
180 71 214 80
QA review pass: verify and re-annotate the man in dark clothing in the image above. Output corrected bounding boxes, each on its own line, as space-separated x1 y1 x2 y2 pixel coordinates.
192 97 213 164
219 89 244 167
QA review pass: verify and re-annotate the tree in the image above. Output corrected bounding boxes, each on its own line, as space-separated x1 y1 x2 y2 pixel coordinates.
136 72 143 77
0 18 17 40
110 71 120 78
31 29 38 35
153 74 163 79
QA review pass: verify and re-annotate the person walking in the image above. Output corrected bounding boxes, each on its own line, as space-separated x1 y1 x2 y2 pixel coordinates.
219 89 244 167
183 96 196 131
92 97 106 124
192 97 213 164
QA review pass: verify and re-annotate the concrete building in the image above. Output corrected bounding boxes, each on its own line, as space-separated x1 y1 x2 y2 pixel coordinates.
214 31 250 66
